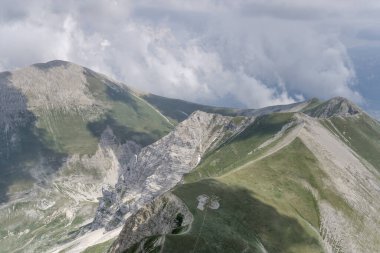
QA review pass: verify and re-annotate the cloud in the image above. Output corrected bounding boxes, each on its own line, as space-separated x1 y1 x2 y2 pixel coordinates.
357 28 380 41
1 0 378 108
0 17 69 70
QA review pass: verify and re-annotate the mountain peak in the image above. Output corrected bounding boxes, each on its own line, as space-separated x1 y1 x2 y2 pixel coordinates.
32 59 74 69
305 96 362 118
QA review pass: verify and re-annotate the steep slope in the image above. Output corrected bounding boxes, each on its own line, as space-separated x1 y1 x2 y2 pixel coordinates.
320 113 380 172
297 115 380 253
307 97 380 172
2 60 379 253
102 192 193 253
111 101 380 253
304 97 361 118
2 60 311 252
51 111 249 252
140 94 239 123
90 111 250 231
0 60 175 252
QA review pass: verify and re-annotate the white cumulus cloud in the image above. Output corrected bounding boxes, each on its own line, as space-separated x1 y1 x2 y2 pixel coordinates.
1 0 379 108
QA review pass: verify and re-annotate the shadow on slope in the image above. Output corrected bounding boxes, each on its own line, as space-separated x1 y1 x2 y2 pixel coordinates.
185 113 295 182
164 179 322 253
87 115 163 147
141 94 238 123
0 72 67 203
33 60 71 70
85 70 172 147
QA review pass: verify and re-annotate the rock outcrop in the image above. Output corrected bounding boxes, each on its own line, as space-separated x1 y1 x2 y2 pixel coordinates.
53 128 141 203
305 97 362 118
90 111 249 231
0 60 172 252
11 61 103 117
0 72 34 162
108 193 193 253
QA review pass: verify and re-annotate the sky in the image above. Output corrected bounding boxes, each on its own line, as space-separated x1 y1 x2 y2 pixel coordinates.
0 0 379 116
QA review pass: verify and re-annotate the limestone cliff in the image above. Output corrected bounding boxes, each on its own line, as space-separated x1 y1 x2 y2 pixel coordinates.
108 193 193 253
90 111 249 231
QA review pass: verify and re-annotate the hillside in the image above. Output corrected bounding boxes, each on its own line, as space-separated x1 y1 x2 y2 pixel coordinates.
0 60 287 252
0 61 379 253
109 98 380 253
0 60 176 252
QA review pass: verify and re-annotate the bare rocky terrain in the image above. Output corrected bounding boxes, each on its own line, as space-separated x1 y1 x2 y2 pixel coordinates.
90 111 249 232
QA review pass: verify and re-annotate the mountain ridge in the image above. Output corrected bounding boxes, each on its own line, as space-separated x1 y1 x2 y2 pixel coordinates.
108 110 380 253
2 60 365 122
304 96 362 118
0 60 379 253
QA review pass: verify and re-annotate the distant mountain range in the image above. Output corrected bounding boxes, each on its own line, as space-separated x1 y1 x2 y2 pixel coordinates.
0 60 379 253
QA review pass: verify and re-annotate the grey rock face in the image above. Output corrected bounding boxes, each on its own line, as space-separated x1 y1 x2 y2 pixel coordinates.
91 111 248 231
0 126 142 252
0 71 46 203
0 72 34 157
108 193 193 253
10 62 101 115
306 97 362 118
0 72 31 130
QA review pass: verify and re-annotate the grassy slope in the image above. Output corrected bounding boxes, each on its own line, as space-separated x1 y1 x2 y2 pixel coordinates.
185 113 294 182
0 70 175 252
85 71 173 147
35 109 100 155
141 94 239 123
34 70 174 156
157 112 357 253
109 113 317 253
163 138 325 253
301 98 323 113
320 114 380 172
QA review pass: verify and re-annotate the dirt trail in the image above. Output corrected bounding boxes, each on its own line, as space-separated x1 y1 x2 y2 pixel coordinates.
219 119 304 178
218 113 380 252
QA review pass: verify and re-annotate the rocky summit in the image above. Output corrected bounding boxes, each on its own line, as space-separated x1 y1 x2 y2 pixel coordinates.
0 60 379 253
